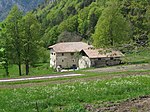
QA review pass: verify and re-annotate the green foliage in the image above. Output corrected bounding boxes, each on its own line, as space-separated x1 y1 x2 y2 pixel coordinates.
0 21 11 76
43 25 59 47
57 31 82 43
123 47 150 64
93 1 131 48
78 7 89 36
0 48 5 65
0 48 9 76
121 0 150 46
21 12 42 75
5 5 23 63
58 15 78 32
34 0 149 48
35 0 102 42
21 12 41 64
145 6 150 46
2 5 47 76
78 2 102 38
38 47 50 63
2 0 149 49
5 5 23 76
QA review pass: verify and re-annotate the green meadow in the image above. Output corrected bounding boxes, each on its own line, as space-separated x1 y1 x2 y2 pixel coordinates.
1 75 150 112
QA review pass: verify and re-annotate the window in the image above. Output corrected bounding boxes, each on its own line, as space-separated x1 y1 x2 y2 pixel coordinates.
62 53 64 56
62 60 64 62
51 53 53 55
110 57 114 60
73 60 75 62
53 53 55 55
71 53 74 56
98 58 101 60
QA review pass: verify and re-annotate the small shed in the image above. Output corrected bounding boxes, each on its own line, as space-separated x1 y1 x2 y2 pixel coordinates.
79 48 124 69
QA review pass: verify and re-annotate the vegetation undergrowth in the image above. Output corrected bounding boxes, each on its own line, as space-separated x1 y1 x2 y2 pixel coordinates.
1 75 150 112
123 47 150 64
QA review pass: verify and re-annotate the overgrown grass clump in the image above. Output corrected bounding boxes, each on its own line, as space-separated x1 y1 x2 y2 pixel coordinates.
123 47 150 64
1 75 150 112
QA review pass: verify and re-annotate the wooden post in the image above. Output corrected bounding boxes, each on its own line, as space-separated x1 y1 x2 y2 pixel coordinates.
35 102 40 112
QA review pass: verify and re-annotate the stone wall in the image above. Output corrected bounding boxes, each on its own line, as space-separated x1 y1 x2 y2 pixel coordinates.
56 52 78 68
79 56 91 69
50 49 56 68
91 57 121 68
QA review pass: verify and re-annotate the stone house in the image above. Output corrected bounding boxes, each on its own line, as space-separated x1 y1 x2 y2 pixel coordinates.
48 42 91 68
48 42 124 69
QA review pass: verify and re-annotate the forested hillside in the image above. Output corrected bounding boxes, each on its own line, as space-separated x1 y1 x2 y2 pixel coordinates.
33 0 150 48
0 0 44 21
1 0 150 47
0 0 149 76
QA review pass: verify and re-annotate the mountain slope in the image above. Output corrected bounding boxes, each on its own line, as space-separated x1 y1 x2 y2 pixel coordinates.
34 0 149 47
0 0 44 21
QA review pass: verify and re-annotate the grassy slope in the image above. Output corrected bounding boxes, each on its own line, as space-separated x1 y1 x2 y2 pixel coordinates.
123 48 150 64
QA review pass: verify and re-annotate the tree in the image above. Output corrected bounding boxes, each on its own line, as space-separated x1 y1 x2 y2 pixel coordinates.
58 15 78 33
121 0 149 46
87 2 103 38
5 5 23 76
78 7 89 37
57 31 82 43
93 1 131 48
145 6 150 46
21 12 41 75
0 48 9 76
0 23 10 77
43 26 59 47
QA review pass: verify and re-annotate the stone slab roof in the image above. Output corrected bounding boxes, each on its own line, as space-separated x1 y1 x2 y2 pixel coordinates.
82 49 124 59
48 42 92 53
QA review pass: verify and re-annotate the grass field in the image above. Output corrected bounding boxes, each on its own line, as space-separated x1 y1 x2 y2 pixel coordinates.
0 63 56 78
1 74 150 112
123 47 150 64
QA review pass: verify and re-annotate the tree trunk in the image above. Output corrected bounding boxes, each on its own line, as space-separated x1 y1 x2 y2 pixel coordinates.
14 19 22 76
109 19 113 46
25 60 29 75
18 62 22 76
25 31 30 75
18 53 22 76
4 59 9 77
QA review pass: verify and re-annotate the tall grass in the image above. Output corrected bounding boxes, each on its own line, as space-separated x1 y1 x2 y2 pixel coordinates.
123 47 150 64
1 75 150 112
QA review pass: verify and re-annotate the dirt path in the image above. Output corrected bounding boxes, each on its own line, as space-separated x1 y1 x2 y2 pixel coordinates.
91 96 150 112
1 71 150 89
85 64 150 73
0 74 84 82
